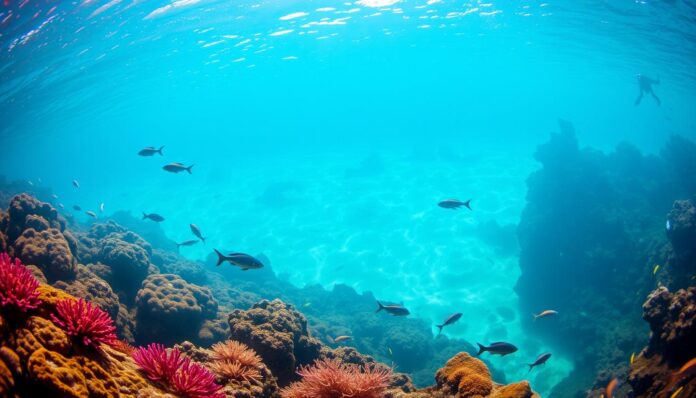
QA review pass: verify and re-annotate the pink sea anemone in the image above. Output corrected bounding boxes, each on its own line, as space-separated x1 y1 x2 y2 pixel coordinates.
132 343 186 383
0 252 41 313
51 298 117 349
281 358 392 398
171 359 225 398
133 343 224 398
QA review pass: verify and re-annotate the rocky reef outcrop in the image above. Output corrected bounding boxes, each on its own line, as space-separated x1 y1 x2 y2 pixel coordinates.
515 122 696 397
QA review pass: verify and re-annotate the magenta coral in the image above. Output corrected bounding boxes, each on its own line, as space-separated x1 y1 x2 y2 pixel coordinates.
171 359 225 398
133 344 224 398
132 343 186 383
0 252 41 313
51 298 117 349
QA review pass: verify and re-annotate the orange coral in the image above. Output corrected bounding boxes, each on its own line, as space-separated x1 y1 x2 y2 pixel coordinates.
209 340 263 383
491 381 535 398
210 340 262 368
435 352 493 397
281 358 392 398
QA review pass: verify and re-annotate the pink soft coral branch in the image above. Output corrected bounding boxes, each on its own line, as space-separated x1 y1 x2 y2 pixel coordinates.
0 252 41 312
51 298 117 349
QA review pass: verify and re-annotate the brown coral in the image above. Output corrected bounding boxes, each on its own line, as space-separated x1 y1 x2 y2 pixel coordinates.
228 299 324 386
434 352 493 397
135 273 218 345
13 227 77 282
54 265 120 319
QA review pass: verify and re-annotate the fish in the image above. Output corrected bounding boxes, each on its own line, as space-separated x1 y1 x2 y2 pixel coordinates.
670 386 684 398
177 240 199 249
605 378 618 398
99 203 105 213
163 162 194 174
438 198 472 210
142 212 165 222
533 310 558 321
388 347 393 356
58 203 64 209
72 179 80 188
674 357 696 380
475 342 518 356
437 312 463 334
214 249 264 271
73 205 82 211
138 146 165 156
51 194 58 199
630 352 635 365
190 224 206 242
333 335 352 343
376 301 410 316
653 265 660 275
27 180 33 186
528 353 551 372
303 302 312 308
666 220 671 230
85 211 97 219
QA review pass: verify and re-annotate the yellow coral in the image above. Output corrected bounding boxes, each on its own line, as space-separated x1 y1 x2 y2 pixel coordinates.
27 348 89 398
435 352 493 397
10 316 70 362
0 356 14 396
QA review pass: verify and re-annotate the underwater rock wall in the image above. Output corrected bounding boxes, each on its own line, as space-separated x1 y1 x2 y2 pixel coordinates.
0 191 540 397
515 123 696 397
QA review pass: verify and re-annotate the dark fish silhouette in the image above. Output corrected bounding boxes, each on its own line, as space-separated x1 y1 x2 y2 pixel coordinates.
438 199 471 210
476 342 518 356
528 353 551 372
177 240 199 249
437 312 463 334
376 301 410 316
163 163 194 174
190 224 206 243
138 146 165 156
72 179 80 188
72 205 82 211
214 249 264 271
142 212 165 222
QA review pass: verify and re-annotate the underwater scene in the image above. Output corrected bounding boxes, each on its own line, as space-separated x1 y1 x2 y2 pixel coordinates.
0 0 695 397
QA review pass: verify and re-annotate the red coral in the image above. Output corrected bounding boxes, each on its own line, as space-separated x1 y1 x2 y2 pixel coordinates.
132 343 185 383
50 298 117 349
281 358 392 398
171 359 225 398
0 252 41 313
133 343 224 398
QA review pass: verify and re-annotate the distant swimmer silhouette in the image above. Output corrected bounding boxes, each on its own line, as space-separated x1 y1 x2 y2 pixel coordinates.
634 74 661 106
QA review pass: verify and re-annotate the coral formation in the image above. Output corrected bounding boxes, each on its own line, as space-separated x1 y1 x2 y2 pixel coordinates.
281 358 392 398
0 253 41 313
51 298 117 350
209 340 263 383
135 273 219 345
434 352 493 397
628 287 696 398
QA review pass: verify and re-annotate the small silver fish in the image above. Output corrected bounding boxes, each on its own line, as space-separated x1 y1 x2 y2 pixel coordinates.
100 203 105 213
163 163 194 174
190 224 206 243
138 146 165 156
51 194 58 199
437 313 463 334
72 179 80 188
438 198 472 210
214 249 264 271
666 220 671 231
142 212 165 222
177 240 199 249
85 211 97 219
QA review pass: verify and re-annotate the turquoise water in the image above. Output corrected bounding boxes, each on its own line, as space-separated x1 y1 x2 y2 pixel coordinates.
2 0 696 396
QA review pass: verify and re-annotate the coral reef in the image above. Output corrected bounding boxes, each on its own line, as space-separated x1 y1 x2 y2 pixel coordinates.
627 287 696 398
515 124 696 396
0 253 41 313
135 273 221 345
51 298 117 350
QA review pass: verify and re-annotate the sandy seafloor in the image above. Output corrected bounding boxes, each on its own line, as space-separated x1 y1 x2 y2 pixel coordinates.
56 149 572 396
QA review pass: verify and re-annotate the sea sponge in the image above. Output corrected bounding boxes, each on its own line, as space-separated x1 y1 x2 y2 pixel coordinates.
490 381 535 398
27 348 89 398
13 227 77 282
228 299 324 385
434 352 493 397
135 274 218 345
